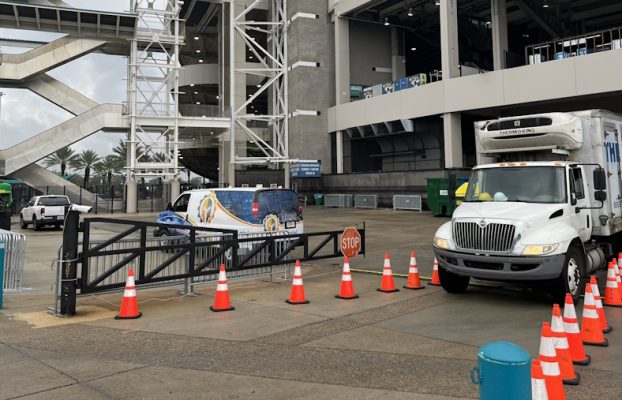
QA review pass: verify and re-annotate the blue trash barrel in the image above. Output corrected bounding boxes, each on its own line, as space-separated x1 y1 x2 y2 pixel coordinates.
0 240 4 309
471 341 531 400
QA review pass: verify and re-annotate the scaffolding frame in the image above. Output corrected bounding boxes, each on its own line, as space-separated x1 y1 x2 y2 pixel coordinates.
127 0 183 181
229 0 290 165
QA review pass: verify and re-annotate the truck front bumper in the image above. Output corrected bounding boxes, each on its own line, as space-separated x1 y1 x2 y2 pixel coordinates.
433 248 565 281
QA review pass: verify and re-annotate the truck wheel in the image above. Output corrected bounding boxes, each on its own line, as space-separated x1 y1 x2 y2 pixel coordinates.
32 216 40 231
552 246 585 304
20 215 27 229
439 265 470 293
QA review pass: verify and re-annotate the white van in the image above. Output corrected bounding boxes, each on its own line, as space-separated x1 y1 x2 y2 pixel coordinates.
155 187 303 236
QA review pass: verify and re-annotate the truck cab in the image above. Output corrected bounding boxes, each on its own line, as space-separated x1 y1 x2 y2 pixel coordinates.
433 110 618 302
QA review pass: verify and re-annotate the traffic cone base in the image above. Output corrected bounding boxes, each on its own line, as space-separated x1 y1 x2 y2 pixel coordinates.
286 298 310 305
404 284 426 290
572 354 590 366
583 337 608 347
335 294 359 300
603 303 622 308
427 281 441 287
210 305 235 312
115 311 142 320
562 373 580 386
377 287 399 293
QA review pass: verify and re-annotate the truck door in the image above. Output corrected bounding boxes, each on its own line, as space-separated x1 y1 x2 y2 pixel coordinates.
569 166 591 242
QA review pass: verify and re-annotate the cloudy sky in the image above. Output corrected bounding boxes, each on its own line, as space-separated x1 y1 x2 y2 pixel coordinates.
0 0 133 168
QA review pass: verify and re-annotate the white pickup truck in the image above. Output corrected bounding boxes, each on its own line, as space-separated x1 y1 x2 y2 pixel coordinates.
20 195 70 230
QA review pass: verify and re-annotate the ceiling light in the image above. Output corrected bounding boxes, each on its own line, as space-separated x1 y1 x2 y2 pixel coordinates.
195 101 200 104
407 7 413 17
202 115 206 118
194 36 199 40
250 105 254 108
210 131 214 135
249 55 254 59
216 95 220 99
195 49 200 53
543 0 549 8
199 59 204 63
384 17 389 26
435 0 440 5
190 83 195 87
194 91 198 94
256 84 261 88
411 47 417 51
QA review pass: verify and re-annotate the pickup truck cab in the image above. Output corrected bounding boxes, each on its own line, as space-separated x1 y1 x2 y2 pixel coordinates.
20 195 70 230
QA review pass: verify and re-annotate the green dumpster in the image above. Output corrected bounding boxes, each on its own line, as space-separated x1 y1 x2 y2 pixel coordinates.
426 178 460 217
313 193 324 206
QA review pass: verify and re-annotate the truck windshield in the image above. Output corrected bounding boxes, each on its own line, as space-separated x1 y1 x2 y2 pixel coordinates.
464 167 567 204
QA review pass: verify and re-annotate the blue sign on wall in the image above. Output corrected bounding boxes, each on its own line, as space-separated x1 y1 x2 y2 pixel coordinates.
290 162 321 178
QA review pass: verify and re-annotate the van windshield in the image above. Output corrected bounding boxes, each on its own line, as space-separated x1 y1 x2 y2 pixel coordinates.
464 166 567 204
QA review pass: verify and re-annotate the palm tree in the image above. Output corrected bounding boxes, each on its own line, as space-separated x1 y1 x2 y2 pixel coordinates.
94 155 119 197
70 150 100 189
43 146 77 176
112 139 147 168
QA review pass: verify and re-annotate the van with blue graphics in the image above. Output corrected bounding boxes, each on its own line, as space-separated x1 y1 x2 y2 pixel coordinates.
155 187 303 236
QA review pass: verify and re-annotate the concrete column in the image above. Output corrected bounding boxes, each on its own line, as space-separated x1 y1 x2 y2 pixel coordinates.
491 0 508 70
170 178 180 201
391 28 405 80
126 180 137 213
443 113 463 168
334 16 350 106
440 0 460 79
336 131 344 174
284 163 290 189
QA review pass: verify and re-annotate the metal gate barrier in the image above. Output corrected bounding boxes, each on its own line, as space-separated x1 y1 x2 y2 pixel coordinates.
52 216 365 316
0 229 26 291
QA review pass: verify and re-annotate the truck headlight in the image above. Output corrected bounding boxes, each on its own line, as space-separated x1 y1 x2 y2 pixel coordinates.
434 236 450 250
522 243 559 256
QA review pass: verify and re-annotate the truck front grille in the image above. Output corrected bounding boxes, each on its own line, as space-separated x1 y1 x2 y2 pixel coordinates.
453 222 516 252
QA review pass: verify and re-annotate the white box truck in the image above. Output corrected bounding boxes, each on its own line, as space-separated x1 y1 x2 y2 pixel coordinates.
432 110 622 302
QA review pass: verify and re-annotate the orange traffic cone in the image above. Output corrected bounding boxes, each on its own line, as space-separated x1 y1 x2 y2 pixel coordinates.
615 257 622 302
115 267 142 319
428 257 441 286
286 260 310 304
377 252 399 293
550 304 579 385
210 264 235 312
603 261 622 307
531 359 549 400
539 322 566 400
403 251 425 290
562 293 590 366
590 276 611 332
581 284 608 346
336 256 358 300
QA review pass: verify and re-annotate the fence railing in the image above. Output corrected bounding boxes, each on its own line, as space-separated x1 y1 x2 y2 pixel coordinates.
354 195 378 209
1 229 26 291
525 26 622 65
393 195 422 212
324 194 353 208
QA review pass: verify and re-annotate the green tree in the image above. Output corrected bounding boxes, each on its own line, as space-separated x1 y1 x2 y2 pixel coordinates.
112 139 149 167
94 155 120 196
70 150 100 189
43 146 77 176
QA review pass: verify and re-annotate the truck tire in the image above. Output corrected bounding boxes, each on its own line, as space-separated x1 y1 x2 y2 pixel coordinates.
32 216 40 231
552 246 585 304
20 215 28 229
439 265 470 293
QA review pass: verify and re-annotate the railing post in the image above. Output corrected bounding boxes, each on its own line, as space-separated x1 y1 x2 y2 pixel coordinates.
79 187 82 205
94 186 98 214
59 210 80 316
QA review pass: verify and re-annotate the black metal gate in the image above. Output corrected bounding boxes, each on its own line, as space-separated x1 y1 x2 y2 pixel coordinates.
76 218 365 295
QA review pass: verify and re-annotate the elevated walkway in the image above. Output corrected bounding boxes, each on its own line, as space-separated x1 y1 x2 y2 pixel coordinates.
25 74 98 115
0 103 127 176
0 36 106 82
12 164 96 205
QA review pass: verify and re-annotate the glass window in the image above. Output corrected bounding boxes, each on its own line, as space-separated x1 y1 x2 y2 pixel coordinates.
571 168 585 200
258 190 300 220
38 196 70 206
465 167 567 204
215 191 254 220
173 194 191 212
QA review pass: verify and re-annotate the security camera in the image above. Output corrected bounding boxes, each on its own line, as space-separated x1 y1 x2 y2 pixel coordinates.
69 204 93 213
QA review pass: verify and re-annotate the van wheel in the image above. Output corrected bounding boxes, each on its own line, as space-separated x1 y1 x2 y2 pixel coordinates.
20 215 28 229
439 265 470 293
552 246 585 304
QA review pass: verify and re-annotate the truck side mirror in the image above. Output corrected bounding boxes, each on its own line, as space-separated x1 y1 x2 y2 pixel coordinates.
595 190 607 202
593 168 606 191
570 193 577 206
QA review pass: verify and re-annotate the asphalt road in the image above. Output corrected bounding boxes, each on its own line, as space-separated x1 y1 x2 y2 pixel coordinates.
1 207 621 399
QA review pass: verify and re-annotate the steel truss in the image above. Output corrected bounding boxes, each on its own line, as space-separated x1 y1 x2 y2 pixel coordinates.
230 0 290 164
127 0 183 180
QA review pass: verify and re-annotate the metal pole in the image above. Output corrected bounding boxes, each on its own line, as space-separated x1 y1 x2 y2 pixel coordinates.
0 92 5 137
59 210 80 316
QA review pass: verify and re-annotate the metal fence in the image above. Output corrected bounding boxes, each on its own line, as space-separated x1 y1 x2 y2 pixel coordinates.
324 194 353 208
354 194 378 209
0 229 26 291
393 195 422 211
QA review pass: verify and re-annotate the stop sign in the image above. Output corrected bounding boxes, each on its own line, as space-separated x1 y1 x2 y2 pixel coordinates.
341 227 362 258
